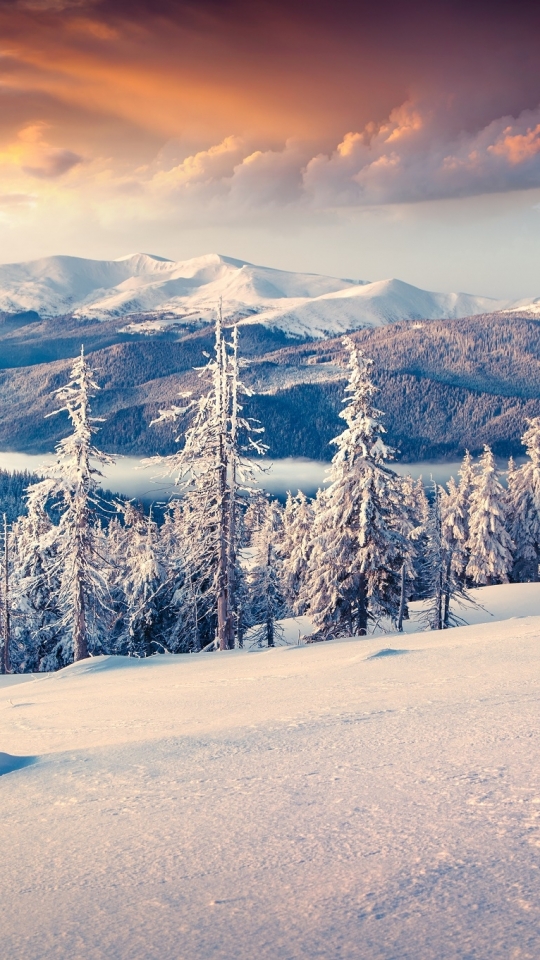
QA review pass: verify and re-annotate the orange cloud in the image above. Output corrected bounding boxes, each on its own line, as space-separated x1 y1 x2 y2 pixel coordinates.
489 124 540 165
0 122 83 177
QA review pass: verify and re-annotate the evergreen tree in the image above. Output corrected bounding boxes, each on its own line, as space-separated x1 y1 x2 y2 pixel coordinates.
118 504 164 657
421 483 474 630
394 474 428 628
246 498 289 647
301 339 408 637
150 316 265 651
27 347 115 662
441 476 468 576
506 418 540 581
466 445 513 586
280 491 315 615
10 483 67 672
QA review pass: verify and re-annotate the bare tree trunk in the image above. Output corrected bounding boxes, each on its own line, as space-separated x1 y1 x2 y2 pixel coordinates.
227 455 237 651
357 576 368 635
73 567 88 661
2 514 10 674
237 602 244 649
216 429 233 652
434 569 443 630
266 542 275 647
227 324 240 650
397 562 406 632
443 558 452 628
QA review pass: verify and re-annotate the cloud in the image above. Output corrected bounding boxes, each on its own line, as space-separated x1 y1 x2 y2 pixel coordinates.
136 101 540 218
0 192 36 206
23 147 83 178
152 136 246 195
2 99 539 228
0 122 83 178
303 102 540 205
15 1 92 10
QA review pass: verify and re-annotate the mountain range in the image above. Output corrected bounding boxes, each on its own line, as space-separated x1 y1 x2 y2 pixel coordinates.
1 252 538 338
1 252 540 465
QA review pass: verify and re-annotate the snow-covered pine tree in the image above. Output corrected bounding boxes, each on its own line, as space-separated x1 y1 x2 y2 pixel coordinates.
280 491 315 614
9 481 67 672
117 503 164 657
443 450 476 582
301 338 408 637
393 474 428 630
506 418 540 581
246 497 289 647
0 514 11 674
420 483 474 630
149 315 265 651
34 347 115 662
441 475 469 581
156 500 203 653
465 445 513 586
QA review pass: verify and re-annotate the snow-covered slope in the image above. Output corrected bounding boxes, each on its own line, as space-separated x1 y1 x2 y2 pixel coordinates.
503 296 540 317
0 251 530 337
275 581 540 642
1 592 540 959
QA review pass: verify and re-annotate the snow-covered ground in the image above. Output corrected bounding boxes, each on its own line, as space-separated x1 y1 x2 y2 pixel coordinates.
1 584 539 959
278 582 540 642
0 251 532 336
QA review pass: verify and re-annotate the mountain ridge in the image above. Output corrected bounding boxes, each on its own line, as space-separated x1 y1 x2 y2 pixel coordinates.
0 252 534 337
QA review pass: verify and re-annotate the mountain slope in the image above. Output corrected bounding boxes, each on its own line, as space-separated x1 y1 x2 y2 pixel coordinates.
1 313 540 461
0 252 528 337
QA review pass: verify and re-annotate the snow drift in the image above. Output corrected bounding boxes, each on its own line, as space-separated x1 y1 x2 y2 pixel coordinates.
1 589 539 960
0 251 532 337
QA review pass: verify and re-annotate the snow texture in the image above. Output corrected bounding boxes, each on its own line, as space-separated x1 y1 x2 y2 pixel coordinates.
0 251 532 337
1 582 539 960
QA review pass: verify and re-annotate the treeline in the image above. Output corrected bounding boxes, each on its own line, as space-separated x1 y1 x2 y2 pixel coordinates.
1 327 539 675
0 470 38 524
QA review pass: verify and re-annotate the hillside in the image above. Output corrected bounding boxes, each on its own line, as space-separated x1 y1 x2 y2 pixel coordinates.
1 593 539 960
1 313 540 461
0 252 527 337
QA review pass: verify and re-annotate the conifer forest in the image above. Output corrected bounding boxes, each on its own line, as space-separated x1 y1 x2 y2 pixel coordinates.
2 319 539 674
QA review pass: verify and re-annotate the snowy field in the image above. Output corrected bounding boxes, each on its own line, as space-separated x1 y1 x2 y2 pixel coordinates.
1 587 540 959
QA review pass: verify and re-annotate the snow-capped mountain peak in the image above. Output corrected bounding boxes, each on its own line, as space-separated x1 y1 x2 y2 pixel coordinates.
0 252 533 337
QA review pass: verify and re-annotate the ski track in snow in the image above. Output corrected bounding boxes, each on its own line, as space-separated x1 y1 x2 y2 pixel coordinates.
1 601 540 959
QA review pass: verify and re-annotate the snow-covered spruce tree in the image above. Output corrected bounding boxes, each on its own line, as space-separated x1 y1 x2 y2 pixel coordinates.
441 475 469 583
393 474 429 630
9 482 67 672
116 503 165 657
149 316 265 651
465 445 513 586
154 500 203 653
301 338 409 637
506 418 540 581
246 497 289 647
420 483 473 630
32 347 115 663
0 514 12 674
280 491 315 615
440 450 476 583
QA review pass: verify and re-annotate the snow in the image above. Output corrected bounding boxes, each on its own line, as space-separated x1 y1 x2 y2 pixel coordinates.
407 580 540 630
278 581 540 638
0 251 532 337
1 583 540 959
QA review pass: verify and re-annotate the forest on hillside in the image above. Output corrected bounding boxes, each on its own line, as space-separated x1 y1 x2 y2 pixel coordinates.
3 329 539 675
1 312 540 460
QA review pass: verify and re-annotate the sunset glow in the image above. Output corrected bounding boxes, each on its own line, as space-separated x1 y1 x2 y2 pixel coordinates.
0 0 539 293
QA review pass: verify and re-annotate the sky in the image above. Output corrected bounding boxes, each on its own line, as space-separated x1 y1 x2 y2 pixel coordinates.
0 0 539 297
